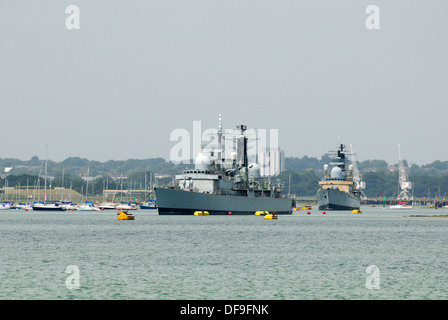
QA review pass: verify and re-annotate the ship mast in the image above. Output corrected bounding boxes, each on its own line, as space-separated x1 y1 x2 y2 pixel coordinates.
236 124 249 187
217 114 223 163
397 143 413 201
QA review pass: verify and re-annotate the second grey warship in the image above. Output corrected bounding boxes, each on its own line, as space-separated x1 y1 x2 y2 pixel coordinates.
317 140 362 211
155 117 293 215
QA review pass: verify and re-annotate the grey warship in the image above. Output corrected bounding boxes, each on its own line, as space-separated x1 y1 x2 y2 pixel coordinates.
155 118 293 215
317 140 361 211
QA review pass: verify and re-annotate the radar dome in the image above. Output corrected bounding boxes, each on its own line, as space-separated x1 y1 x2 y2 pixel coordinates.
195 153 210 171
330 167 343 179
248 163 260 178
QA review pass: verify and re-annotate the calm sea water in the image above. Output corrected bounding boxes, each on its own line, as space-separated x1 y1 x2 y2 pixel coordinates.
0 206 447 300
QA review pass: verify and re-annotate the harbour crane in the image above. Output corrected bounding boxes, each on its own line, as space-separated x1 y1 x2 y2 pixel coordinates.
350 144 366 200
397 143 413 201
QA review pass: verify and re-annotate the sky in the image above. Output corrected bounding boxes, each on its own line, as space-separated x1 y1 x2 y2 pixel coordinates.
1 1 447 165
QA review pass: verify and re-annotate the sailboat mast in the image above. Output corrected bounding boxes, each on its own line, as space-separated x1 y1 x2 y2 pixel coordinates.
44 144 48 203
85 166 89 203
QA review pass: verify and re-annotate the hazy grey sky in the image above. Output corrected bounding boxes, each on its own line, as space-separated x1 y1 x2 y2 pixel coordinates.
1 1 447 165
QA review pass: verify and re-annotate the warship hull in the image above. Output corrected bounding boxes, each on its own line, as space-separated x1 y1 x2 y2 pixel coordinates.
317 188 360 211
155 187 293 215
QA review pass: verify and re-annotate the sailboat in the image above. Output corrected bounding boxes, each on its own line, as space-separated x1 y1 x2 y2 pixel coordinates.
139 173 157 209
389 202 413 209
32 145 66 211
389 144 413 210
0 203 11 210
78 202 99 211
140 199 157 209
78 167 100 211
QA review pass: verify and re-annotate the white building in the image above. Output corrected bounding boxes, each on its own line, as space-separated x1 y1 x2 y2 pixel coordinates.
258 148 284 176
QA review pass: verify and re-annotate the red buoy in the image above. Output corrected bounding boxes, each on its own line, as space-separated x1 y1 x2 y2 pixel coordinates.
228 211 232 215
307 211 310 215
323 211 326 214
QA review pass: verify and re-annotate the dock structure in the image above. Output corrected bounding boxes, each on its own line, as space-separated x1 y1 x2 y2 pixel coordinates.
102 189 149 199
0 187 82 203
292 196 445 207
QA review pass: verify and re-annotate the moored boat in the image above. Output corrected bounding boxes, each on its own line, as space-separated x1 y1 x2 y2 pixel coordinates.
390 202 412 209
317 139 361 211
155 118 293 215
0 203 11 210
139 200 157 209
98 202 117 210
78 203 100 211
116 202 137 210
32 202 67 211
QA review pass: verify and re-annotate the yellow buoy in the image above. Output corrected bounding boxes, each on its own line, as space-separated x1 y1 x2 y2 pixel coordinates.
351 209 362 214
194 211 209 216
301 206 312 210
264 213 278 220
117 211 135 220
255 211 269 216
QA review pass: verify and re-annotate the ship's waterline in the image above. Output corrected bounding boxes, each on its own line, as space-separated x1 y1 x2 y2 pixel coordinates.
155 187 293 215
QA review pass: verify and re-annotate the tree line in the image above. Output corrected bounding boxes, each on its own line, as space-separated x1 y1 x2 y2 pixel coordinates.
278 157 448 198
1 155 448 198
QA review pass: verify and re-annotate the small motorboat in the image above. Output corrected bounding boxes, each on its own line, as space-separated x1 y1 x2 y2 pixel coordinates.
140 200 157 210
389 204 412 209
